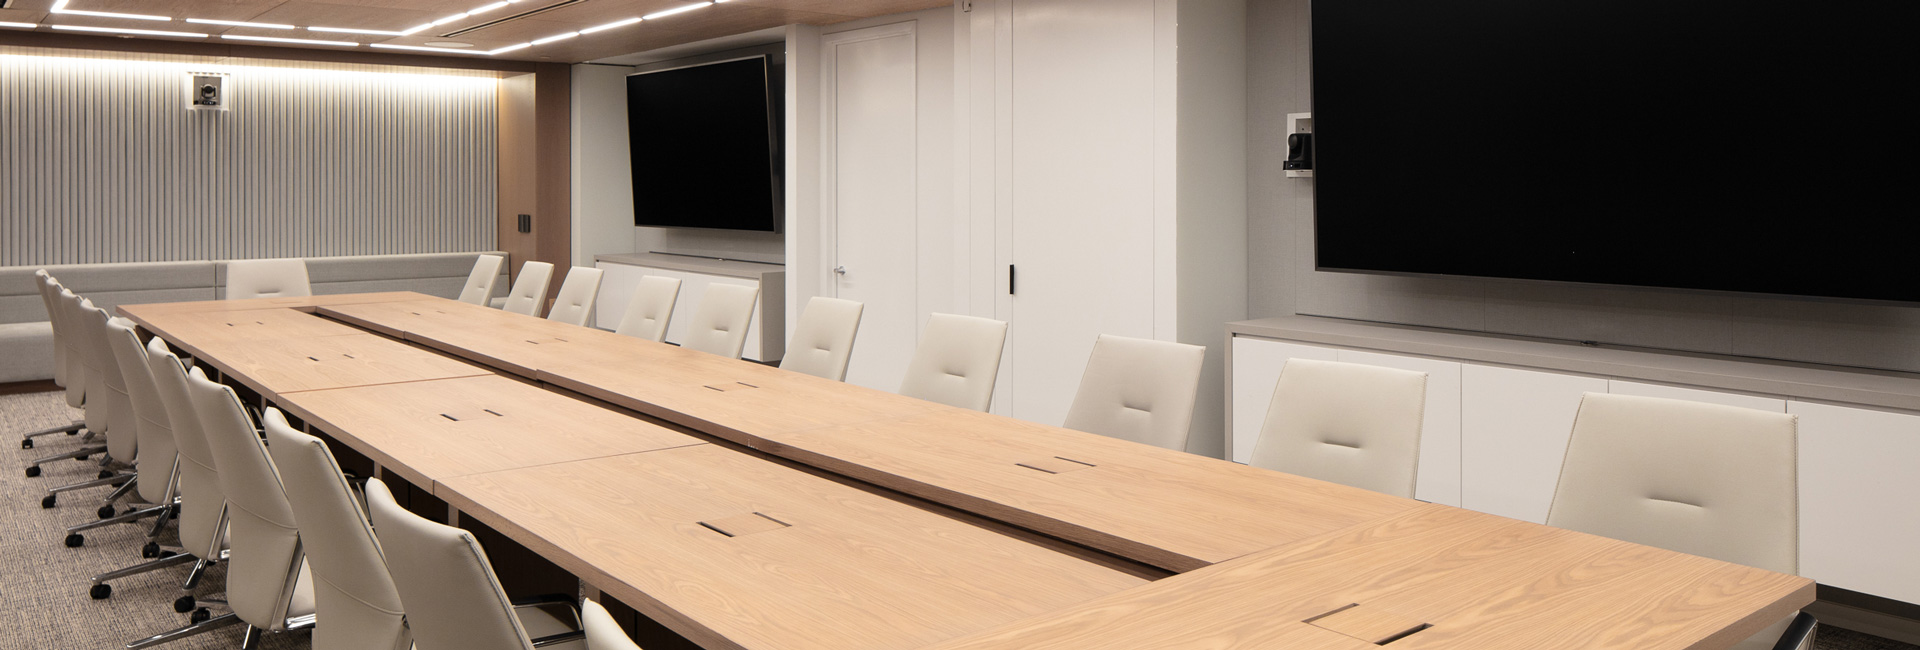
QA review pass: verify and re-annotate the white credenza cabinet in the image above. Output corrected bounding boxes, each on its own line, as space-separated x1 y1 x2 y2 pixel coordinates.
595 253 786 363
1228 316 1920 606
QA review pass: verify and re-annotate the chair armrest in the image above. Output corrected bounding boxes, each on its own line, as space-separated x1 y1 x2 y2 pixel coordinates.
1770 612 1818 650
529 630 586 648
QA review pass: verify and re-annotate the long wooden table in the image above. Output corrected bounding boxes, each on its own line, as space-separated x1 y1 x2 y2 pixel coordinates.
122 293 1817 650
120 299 1152 650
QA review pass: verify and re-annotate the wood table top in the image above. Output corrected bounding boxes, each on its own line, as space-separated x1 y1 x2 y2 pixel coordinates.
319 299 618 377
117 306 365 358
437 444 1151 650
175 331 491 396
118 291 432 316
272 375 707 490
920 504 1814 650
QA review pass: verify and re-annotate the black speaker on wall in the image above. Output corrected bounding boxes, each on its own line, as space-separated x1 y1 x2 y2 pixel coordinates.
1283 132 1314 171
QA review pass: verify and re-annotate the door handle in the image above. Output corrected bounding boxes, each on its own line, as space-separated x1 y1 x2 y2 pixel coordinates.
833 266 847 275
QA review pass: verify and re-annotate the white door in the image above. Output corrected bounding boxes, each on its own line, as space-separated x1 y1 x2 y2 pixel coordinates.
1005 0 1159 425
822 23 919 392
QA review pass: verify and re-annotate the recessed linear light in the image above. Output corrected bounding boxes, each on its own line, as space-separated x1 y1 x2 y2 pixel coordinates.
401 23 434 35
431 12 470 26
529 31 577 45
50 0 68 10
370 43 495 55
580 17 640 34
221 34 359 46
188 18 295 30
0 21 37 28
52 8 171 21
468 2 510 15
488 42 531 55
643 2 711 20
308 26 405 36
50 24 207 38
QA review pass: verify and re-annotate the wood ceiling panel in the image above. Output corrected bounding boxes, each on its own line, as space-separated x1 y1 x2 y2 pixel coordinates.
9 0 954 62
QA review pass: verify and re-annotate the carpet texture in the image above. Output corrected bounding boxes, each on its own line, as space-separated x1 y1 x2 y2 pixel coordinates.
4 389 1915 649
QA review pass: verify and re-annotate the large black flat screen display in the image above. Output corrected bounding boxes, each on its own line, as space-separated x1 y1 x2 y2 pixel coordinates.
628 56 780 232
1312 1 1919 303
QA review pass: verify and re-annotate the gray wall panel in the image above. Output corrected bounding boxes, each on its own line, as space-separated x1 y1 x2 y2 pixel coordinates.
0 55 496 267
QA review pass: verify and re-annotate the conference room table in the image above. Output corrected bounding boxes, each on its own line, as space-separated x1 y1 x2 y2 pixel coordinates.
118 291 1814 650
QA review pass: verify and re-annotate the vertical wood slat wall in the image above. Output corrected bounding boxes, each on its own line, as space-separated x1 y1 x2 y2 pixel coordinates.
0 54 498 266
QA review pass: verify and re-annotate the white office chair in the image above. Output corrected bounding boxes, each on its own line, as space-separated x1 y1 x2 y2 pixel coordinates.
40 303 140 516
612 276 681 342
1061 334 1205 451
225 258 312 300
1248 358 1427 498
496 261 555 317
141 354 233 618
779 297 864 381
19 272 85 448
363 478 642 650
264 411 411 650
459 254 507 305
681 283 759 359
26 291 108 478
67 318 183 563
546 267 604 327
1547 393 1815 650
898 313 1008 412
183 379 315 648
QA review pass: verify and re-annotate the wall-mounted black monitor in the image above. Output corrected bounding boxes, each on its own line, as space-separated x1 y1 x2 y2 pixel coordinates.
628 56 781 232
1312 1 1920 303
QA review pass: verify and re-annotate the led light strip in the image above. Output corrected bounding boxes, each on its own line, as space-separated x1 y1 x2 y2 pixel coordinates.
21 0 721 57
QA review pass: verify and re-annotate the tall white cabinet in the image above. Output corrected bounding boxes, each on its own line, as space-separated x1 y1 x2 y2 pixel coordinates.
1228 315 1920 608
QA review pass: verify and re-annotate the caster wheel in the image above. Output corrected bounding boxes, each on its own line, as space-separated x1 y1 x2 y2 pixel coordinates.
174 595 197 613
26 466 41 478
189 607 211 624
74 454 88 462
142 541 161 558
157 550 177 559
21 439 32 449
97 469 113 480
170 503 180 516
64 533 84 548
41 495 56 509
67 430 79 435
90 584 111 600
98 505 117 520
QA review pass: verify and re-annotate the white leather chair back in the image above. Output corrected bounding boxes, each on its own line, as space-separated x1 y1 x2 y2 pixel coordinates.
545 267 603 327
226 258 313 300
364 478 540 650
1249 358 1427 498
779 297 864 381
57 289 88 409
146 352 226 562
35 271 67 387
78 302 138 461
500 261 554 317
1548 392 1799 573
613 275 681 342
898 313 1008 412
682 283 759 359
1062 334 1206 451
187 374 308 631
106 319 178 504
459 254 506 305
1547 392 1802 650
264 414 410 650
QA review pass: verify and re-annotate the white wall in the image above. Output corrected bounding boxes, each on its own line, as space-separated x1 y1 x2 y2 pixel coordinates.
571 64 639 268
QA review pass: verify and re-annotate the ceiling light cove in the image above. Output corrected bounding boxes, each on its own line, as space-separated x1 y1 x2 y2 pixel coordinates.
644 3 712 20
221 34 359 47
187 18 294 30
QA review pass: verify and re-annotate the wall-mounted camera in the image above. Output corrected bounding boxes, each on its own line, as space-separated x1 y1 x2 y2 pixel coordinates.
187 72 229 111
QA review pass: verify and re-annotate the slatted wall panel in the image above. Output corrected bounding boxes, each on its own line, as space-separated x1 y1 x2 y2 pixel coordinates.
0 55 497 266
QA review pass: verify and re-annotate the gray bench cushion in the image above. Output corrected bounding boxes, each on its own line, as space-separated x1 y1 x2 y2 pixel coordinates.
0 261 216 325
0 321 54 384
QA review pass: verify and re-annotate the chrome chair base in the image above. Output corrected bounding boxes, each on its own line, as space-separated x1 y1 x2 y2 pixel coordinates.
126 612 242 649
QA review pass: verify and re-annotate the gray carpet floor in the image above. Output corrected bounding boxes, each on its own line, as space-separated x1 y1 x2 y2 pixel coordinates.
4 389 1915 649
